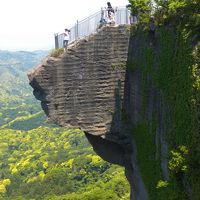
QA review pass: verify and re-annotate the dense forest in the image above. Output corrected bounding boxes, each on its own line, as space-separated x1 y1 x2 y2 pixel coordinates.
0 51 129 200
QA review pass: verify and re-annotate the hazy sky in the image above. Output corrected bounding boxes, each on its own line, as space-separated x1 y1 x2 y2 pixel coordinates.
0 0 128 51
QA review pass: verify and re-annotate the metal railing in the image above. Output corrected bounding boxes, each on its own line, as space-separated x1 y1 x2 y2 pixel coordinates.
55 6 130 49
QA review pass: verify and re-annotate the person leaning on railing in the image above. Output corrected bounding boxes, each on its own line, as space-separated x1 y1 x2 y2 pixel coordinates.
100 7 107 27
126 4 138 25
63 28 70 48
107 11 115 25
99 3 116 28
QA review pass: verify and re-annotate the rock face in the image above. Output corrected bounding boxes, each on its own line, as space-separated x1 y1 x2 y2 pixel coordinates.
28 25 128 136
28 21 200 199
28 25 148 200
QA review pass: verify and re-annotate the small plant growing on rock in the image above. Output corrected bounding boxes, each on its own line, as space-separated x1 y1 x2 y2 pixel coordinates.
50 48 64 58
156 180 169 189
168 145 189 174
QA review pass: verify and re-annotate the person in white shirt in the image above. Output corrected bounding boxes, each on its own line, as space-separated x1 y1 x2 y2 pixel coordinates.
100 7 107 27
107 11 115 25
63 29 70 48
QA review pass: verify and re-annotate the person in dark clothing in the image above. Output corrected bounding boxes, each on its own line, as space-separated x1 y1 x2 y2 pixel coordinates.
106 2 115 25
100 7 107 27
107 2 114 15
149 16 156 35
149 16 156 46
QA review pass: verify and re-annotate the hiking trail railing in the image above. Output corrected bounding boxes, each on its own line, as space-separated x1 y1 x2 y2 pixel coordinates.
54 6 131 49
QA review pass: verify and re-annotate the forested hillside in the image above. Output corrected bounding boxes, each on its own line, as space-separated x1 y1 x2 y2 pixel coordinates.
0 51 47 129
0 51 129 200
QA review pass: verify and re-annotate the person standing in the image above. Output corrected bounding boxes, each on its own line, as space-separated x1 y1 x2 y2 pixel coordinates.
63 29 70 48
126 4 138 25
106 2 115 25
107 2 114 15
149 16 156 46
100 7 107 27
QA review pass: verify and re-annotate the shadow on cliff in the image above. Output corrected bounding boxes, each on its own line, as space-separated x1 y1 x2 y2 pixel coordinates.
85 63 148 199
85 79 130 166
88 27 151 200
29 77 50 116
85 26 137 175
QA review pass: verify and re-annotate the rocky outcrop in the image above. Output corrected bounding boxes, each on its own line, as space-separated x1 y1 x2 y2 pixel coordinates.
28 25 149 199
28 16 200 199
28 25 148 200
28 25 128 136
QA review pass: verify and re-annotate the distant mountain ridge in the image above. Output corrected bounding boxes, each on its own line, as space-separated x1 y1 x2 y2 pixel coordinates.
0 50 49 72
0 50 49 97
0 50 49 128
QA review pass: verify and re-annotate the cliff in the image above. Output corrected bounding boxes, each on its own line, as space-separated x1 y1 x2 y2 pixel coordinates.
28 25 128 137
28 24 200 200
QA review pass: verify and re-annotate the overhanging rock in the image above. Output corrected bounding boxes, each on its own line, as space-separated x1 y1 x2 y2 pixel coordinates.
28 25 130 137
28 25 149 200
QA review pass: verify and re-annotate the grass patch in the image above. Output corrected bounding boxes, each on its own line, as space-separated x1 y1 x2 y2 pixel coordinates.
50 48 64 58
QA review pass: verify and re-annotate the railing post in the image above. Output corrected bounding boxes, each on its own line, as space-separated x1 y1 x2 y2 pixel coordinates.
76 20 79 39
74 23 76 40
54 6 129 46
54 33 59 49
126 7 129 24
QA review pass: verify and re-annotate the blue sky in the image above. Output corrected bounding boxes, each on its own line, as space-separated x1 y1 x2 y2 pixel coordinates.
0 0 128 51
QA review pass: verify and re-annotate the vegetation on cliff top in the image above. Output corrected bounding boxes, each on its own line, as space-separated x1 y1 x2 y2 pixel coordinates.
128 0 200 199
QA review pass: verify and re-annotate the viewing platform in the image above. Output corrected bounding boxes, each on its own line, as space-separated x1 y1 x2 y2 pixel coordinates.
54 6 131 49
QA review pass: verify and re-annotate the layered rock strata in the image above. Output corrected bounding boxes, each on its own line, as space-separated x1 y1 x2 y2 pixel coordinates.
28 25 128 136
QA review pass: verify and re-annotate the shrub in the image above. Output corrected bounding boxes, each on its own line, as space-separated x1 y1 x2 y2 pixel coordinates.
50 48 64 58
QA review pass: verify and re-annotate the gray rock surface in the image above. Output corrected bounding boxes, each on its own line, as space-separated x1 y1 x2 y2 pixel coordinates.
28 25 128 137
28 25 149 200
